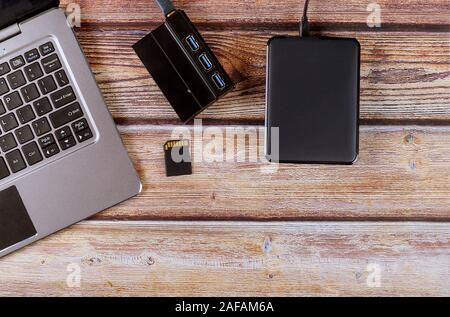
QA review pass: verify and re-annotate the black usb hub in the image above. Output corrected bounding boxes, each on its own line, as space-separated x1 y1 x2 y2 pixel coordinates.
133 9 234 123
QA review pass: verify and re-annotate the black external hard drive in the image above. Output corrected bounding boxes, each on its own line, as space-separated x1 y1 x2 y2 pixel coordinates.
266 36 360 164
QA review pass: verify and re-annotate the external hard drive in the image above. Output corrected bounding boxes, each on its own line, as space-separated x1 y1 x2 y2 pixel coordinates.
266 36 360 164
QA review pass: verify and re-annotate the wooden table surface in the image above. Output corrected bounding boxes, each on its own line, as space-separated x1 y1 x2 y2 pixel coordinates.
1 0 449 296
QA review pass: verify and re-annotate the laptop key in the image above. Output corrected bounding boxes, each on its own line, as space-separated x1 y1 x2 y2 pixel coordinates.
22 142 43 166
24 62 43 81
32 117 51 136
41 54 62 74
59 136 77 151
49 102 83 128
0 157 10 180
16 105 36 124
72 118 89 133
55 70 69 87
0 113 18 132
24 49 40 63
0 100 5 116
7 70 26 89
20 83 40 103
51 86 76 108
55 126 72 141
15 125 34 144
42 143 60 158
38 134 56 149
33 97 52 116
0 62 10 76
38 75 57 95
10 56 25 70
39 42 55 56
5 149 26 173
0 133 17 152
0 78 9 96
3 91 23 110
76 128 93 143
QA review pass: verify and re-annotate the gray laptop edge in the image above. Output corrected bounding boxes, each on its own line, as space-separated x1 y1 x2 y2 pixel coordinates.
0 1 142 258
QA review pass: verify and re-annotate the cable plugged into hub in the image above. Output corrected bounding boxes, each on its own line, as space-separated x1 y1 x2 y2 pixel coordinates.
300 0 310 37
154 0 176 17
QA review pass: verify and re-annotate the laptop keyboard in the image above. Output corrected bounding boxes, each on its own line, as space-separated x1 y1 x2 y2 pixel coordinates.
0 41 95 182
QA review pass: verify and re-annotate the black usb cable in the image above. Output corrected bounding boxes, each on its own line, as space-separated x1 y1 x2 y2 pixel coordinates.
154 0 176 17
156 0 311 36
300 0 310 37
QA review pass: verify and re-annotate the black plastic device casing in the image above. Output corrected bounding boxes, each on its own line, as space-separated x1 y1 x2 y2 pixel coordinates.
266 36 360 164
133 10 234 123
0 0 60 29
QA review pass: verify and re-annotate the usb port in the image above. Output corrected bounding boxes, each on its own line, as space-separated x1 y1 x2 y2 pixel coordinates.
185 35 200 51
199 53 213 70
212 72 226 90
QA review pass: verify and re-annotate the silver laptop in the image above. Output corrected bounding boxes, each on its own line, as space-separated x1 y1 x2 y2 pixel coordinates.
0 0 142 258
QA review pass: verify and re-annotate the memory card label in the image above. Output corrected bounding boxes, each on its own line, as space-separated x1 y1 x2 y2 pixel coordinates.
164 140 192 177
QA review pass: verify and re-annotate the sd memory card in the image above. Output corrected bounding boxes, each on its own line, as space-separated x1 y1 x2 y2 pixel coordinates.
164 140 193 177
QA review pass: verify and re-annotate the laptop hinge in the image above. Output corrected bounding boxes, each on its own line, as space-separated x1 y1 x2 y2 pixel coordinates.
0 24 21 43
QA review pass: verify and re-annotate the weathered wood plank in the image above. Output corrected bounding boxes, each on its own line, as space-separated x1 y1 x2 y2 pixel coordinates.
92 125 450 220
1 0 445 298
60 0 450 27
76 29 450 122
0 221 448 296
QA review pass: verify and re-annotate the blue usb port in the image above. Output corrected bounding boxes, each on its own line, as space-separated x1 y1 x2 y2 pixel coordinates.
199 53 213 70
185 35 200 51
212 72 226 90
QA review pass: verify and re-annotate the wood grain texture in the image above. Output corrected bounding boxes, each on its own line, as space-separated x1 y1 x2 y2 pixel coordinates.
91 125 450 221
0 221 448 296
60 0 450 27
1 0 446 298
77 29 450 123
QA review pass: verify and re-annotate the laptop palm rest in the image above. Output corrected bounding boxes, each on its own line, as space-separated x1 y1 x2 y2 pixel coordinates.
0 186 37 251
